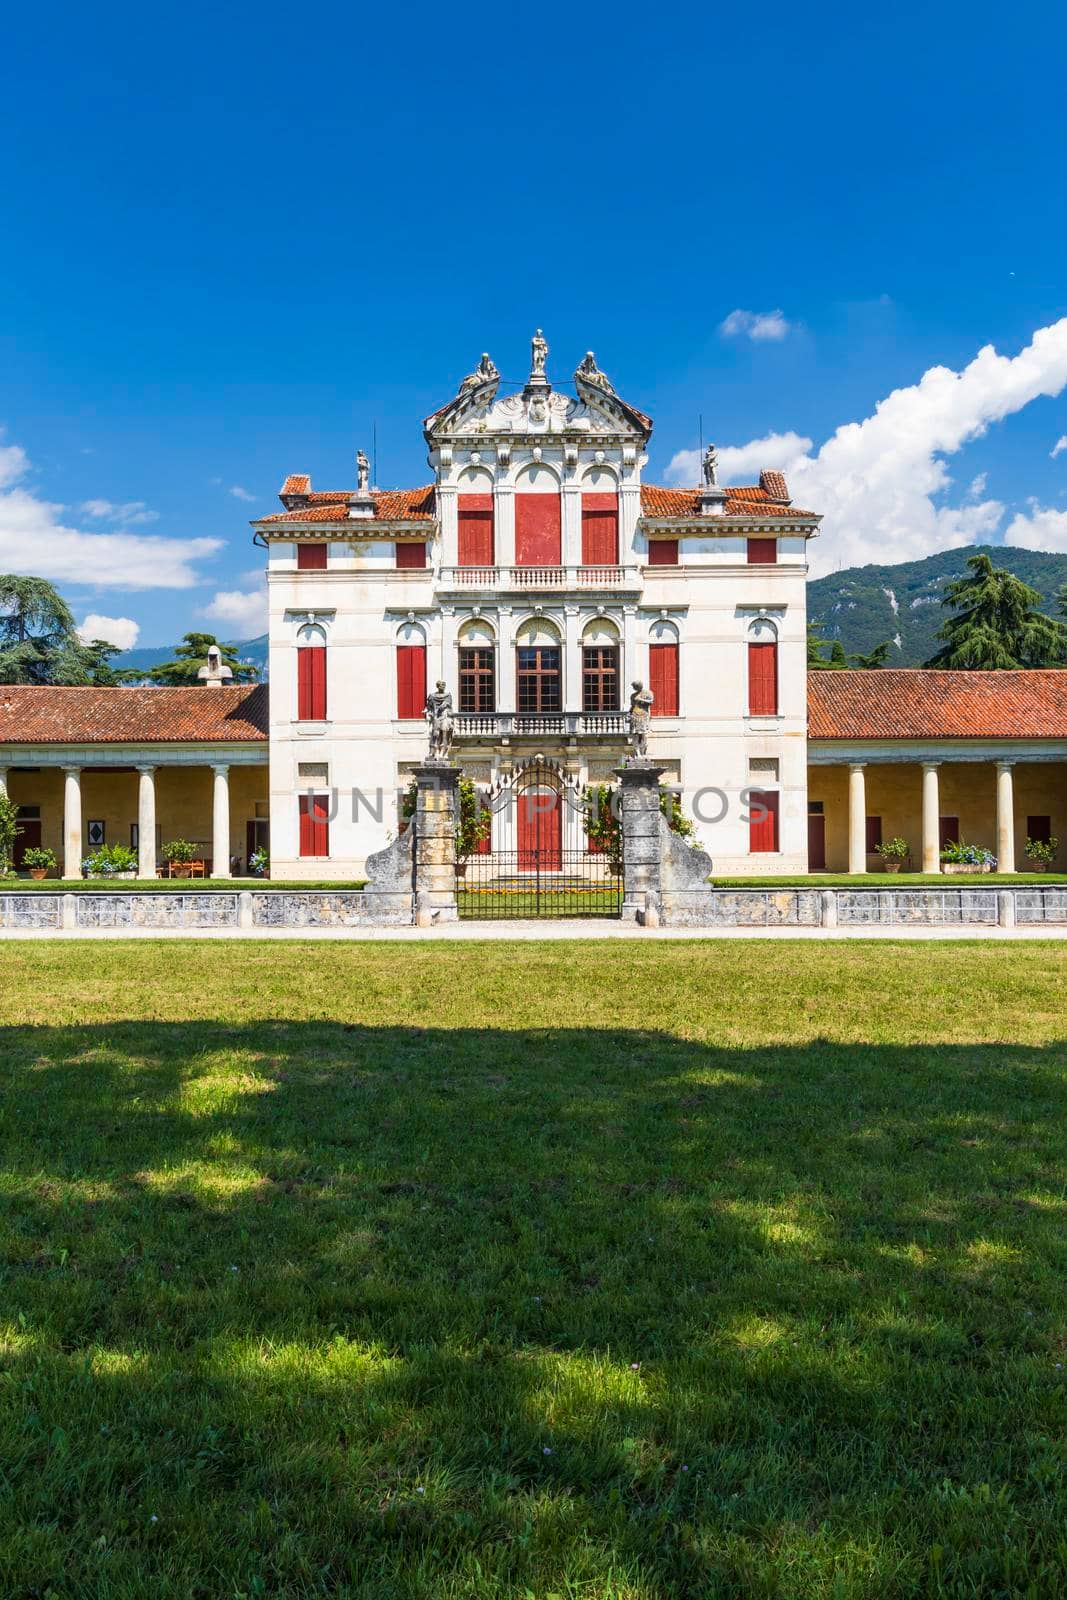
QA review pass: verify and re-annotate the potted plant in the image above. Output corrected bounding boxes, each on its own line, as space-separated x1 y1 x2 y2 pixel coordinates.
249 846 270 879
22 845 56 881
875 837 909 873
82 843 138 879
163 839 198 878
1024 836 1058 873
940 840 997 875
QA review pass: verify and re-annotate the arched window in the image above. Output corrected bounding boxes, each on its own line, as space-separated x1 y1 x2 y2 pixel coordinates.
747 617 778 716
648 620 679 717
458 619 496 713
296 622 327 721
457 467 495 567
515 617 562 713
581 618 620 712
581 467 619 565
514 463 562 568
396 621 427 720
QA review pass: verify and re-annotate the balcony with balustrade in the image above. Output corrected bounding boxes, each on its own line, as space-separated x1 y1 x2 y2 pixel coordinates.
454 711 629 742
437 565 641 595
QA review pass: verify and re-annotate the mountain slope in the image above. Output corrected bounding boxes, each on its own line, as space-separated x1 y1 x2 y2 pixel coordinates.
115 634 269 679
808 545 1067 666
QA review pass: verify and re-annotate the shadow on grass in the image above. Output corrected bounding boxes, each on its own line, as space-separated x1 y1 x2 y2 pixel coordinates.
0 1020 1065 1598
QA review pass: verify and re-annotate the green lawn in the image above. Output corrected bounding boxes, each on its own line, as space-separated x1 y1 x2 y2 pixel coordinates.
0 941 1065 1599
2 879 368 892
709 873 1067 887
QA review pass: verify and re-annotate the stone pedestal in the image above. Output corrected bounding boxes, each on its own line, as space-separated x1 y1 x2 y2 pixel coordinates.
615 763 667 924
413 763 460 926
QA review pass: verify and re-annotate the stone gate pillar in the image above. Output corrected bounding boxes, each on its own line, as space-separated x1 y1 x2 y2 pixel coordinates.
615 763 668 926
413 763 460 926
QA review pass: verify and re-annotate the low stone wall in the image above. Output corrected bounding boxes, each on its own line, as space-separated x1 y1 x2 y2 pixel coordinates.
0 890 376 931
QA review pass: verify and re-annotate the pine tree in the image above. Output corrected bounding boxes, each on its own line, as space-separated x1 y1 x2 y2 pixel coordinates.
926 553 1067 669
851 641 892 669
0 575 115 685
134 633 258 686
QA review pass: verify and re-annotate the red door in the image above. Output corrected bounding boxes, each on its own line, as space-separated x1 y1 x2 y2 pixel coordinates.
517 789 562 871
807 814 826 870
14 811 41 869
515 495 562 566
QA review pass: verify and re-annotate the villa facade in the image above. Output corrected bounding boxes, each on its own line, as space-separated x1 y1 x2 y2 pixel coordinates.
1 335 1065 879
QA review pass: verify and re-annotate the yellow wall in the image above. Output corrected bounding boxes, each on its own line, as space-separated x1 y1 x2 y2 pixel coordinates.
6 764 268 875
808 760 1067 872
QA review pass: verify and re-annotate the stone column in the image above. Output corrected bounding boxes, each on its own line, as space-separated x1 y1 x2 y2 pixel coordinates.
413 762 459 925
564 604 581 713
497 606 515 712
847 763 867 875
62 765 82 879
562 483 583 569
494 484 515 570
921 763 941 873
136 764 157 879
0 767 7 798
996 761 1016 873
212 764 231 878
615 762 667 924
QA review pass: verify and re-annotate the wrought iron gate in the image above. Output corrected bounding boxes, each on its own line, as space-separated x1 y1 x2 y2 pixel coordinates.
457 758 622 920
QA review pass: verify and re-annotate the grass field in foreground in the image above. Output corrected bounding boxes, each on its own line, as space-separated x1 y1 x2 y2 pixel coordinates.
0 941 1065 1599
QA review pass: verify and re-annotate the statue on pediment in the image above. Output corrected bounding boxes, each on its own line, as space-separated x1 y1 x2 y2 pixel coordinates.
356 449 371 493
425 680 455 761
702 444 719 487
459 353 499 393
530 328 549 379
576 351 615 395
628 680 654 760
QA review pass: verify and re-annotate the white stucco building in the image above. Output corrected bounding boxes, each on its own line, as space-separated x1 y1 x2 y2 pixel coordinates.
254 334 821 878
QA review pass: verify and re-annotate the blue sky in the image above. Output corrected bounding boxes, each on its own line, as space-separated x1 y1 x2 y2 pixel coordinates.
2 0 1066 648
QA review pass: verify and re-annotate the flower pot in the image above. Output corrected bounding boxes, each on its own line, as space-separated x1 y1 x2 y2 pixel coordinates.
941 862 991 875
169 862 193 879
881 860 903 874
1029 861 1048 873
28 868 48 880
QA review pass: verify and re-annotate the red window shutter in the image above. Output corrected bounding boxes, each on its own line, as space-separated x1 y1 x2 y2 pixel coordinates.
747 538 777 565
299 794 329 858
581 493 618 565
297 543 328 570
747 642 778 716
297 647 327 720
865 815 883 853
749 790 780 854
648 539 678 567
458 494 495 566
396 541 426 569
396 644 427 719
515 495 561 566
649 643 679 717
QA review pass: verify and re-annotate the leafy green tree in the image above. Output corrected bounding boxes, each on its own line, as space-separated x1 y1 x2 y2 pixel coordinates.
851 640 892 669
926 553 1067 669
0 576 109 685
0 791 20 875
133 632 258 685
1055 582 1067 622
807 621 834 669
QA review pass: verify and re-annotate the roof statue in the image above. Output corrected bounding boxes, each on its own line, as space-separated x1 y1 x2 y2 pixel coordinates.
458 353 500 394
356 448 370 493
529 328 549 383
702 444 719 488
197 644 234 687
575 351 615 395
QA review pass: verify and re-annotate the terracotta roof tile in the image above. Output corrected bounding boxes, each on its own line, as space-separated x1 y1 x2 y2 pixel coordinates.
640 482 816 520
808 669 1067 741
258 485 436 526
0 684 269 745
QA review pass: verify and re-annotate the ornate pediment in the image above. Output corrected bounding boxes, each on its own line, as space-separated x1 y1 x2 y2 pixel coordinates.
424 336 653 444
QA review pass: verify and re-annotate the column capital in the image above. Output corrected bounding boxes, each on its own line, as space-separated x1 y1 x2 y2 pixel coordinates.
136 762 157 775
212 762 231 777
61 763 82 776
921 761 940 773
848 761 867 774
996 759 1015 774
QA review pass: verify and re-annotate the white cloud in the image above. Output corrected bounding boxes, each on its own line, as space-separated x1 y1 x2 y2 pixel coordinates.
1004 503 1067 553
202 587 267 637
670 318 1067 576
228 485 256 503
666 430 813 487
0 436 223 589
76 613 141 651
1052 436 1067 459
719 308 791 342
80 498 159 526
967 472 988 499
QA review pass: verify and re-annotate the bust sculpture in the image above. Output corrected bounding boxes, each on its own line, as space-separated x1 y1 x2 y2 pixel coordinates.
628 680 654 760
425 679 454 761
